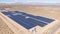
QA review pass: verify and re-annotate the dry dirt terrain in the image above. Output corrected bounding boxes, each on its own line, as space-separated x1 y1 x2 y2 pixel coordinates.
0 5 60 34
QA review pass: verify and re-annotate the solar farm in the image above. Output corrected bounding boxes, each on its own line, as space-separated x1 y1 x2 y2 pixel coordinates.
0 5 60 34
2 11 55 29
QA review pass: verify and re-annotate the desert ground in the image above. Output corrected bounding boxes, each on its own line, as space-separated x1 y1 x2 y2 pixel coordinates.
0 5 60 34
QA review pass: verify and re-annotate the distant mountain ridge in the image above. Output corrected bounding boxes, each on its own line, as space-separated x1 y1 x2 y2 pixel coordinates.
0 3 60 7
0 2 60 5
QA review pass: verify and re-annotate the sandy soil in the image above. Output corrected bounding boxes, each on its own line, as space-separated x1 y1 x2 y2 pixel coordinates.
0 17 15 34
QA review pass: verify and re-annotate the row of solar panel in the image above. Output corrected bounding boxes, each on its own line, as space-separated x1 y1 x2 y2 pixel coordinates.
2 11 54 29
2 11 54 23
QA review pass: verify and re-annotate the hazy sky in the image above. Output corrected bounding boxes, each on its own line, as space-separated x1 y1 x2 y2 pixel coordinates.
0 0 60 3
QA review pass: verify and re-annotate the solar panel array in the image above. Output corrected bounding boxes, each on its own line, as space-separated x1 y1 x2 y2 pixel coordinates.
2 11 54 29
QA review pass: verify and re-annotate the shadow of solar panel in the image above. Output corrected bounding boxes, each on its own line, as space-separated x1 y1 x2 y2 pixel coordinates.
2 11 55 29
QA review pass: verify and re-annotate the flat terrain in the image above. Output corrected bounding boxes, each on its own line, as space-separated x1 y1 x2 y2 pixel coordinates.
0 5 60 34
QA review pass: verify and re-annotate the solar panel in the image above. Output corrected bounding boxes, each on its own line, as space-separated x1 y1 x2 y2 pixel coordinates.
12 11 54 23
31 16 54 23
2 11 55 29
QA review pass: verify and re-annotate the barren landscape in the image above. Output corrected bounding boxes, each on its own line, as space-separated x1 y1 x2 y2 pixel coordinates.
0 4 60 34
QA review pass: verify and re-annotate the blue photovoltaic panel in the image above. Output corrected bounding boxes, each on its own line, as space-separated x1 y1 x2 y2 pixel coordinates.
2 11 55 29
9 15 37 29
12 11 54 23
